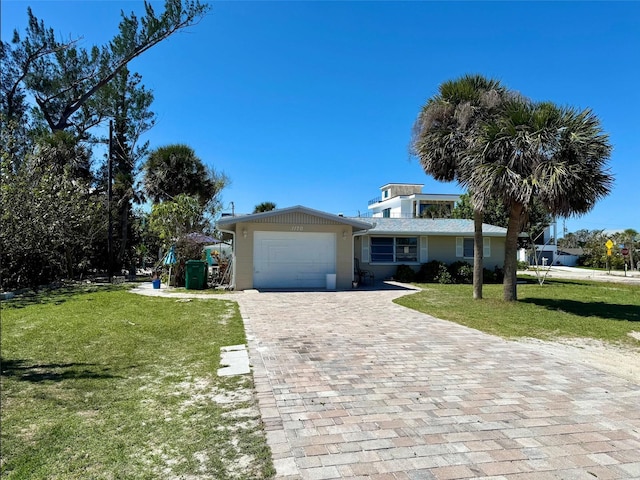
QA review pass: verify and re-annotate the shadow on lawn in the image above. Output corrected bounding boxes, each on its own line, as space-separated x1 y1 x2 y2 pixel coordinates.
0 358 122 382
1 284 123 310
520 298 640 322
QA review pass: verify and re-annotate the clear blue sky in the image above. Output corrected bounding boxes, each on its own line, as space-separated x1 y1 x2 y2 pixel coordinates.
3 1 639 235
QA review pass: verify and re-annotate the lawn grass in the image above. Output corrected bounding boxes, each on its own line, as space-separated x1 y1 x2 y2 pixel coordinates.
1 285 274 480
395 277 640 345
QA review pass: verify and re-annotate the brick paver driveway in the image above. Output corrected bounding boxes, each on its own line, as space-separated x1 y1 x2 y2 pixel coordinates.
236 286 640 480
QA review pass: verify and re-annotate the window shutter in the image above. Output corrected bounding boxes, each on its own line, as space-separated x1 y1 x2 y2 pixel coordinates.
456 237 463 257
483 237 491 257
420 236 428 262
362 236 370 263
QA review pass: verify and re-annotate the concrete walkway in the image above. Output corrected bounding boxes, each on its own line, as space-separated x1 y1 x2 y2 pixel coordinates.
132 283 640 479
519 266 640 285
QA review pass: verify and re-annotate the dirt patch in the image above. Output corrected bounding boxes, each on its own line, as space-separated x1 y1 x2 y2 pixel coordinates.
518 337 640 384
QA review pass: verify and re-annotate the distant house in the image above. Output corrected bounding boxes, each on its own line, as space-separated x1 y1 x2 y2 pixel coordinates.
367 183 460 219
554 247 584 267
215 183 507 290
518 221 560 266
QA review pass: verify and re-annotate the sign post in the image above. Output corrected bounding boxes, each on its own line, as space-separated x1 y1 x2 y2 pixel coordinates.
605 239 613 274
621 247 629 276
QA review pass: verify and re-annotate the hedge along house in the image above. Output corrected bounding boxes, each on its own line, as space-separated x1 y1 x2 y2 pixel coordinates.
216 206 372 290
351 217 507 281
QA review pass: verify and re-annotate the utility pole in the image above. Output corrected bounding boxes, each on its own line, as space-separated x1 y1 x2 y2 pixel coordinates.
108 120 114 281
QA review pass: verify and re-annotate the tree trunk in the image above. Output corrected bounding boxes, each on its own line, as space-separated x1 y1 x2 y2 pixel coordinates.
117 203 130 268
473 208 484 300
503 202 524 302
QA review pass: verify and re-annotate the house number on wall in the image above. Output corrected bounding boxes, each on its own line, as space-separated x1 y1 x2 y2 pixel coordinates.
291 226 304 231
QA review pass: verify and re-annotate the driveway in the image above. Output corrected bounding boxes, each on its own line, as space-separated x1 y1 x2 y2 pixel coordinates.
235 286 640 480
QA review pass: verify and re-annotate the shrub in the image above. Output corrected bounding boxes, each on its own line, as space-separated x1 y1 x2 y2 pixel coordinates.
517 260 529 270
394 264 416 283
447 261 473 284
436 264 453 284
416 260 447 283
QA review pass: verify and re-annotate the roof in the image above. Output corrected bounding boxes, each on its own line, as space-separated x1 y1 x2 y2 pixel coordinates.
380 182 424 189
216 205 373 231
557 247 584 256
350 217 507 236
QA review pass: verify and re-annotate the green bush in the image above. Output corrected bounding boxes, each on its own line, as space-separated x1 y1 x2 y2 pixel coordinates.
517 260 529 270
416 261 505 284
436 264 453 284
447 261 473 284
416 260 447 283
394 264 416 283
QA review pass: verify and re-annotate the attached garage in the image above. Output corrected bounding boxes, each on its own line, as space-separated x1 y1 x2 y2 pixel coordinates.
253 231 336 289
216 205 372 290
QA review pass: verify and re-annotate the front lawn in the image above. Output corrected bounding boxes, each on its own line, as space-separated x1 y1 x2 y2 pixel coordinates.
1 285 274 480
396 278 640 345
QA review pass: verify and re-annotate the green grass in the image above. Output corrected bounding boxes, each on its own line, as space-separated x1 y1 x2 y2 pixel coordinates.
1 285 274 480
395 277 640 345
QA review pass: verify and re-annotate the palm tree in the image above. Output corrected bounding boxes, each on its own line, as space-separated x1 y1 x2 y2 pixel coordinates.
142 144 228 209
253 201 277 213
617 228 638 270
411 74 507 299
460 99 613 301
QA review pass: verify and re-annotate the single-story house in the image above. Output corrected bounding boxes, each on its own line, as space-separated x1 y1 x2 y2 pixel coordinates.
216 206 372 290
353 217 507 281
216 205 507 290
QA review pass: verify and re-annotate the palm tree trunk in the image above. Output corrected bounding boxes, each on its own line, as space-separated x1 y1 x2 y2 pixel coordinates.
473 208 483 300
503 202 524 302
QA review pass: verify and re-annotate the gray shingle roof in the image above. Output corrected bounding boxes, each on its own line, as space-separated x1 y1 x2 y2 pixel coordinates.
348 217 507 236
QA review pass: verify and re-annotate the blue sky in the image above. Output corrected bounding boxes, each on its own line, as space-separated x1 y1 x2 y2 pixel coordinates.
3 1 639 234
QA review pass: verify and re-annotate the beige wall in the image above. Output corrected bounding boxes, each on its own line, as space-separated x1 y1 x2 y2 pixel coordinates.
230 221 356 290
356 234 506 281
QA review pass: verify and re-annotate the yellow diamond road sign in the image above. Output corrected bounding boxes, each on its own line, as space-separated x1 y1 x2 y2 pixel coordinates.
605 239 614 249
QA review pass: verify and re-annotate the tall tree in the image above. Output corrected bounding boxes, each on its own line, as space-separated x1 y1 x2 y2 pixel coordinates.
100 67 156 270
143 144 229 213
411 74 507 299
460 99 613 301
615 229 638 270
1 1 210 287
8 1 209 136
0 132 105 289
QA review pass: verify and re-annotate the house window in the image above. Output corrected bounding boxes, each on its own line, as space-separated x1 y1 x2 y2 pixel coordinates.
371 237 418 263
456 237 491 258
463 238 474 257
382 208 391 218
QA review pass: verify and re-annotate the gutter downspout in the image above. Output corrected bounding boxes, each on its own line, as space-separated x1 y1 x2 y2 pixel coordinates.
218 228 236 290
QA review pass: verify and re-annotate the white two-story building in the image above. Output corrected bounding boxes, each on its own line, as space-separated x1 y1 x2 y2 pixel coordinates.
368 183 461 219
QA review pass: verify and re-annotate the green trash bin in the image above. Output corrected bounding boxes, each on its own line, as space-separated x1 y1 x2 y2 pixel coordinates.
185 260 206 290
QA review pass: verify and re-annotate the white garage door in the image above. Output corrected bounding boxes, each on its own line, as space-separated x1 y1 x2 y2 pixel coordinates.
253 231 336 289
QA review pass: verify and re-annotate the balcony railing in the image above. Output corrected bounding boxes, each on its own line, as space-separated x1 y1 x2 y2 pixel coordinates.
367 196 381 206
357 212 447 219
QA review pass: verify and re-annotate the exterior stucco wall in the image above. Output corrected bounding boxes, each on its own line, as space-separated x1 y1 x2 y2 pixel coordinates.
355 234 506 281
230 221 356 290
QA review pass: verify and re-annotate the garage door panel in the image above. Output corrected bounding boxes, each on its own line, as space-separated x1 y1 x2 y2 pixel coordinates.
254 232 336 288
